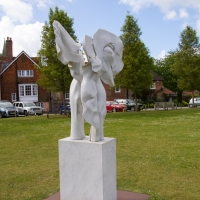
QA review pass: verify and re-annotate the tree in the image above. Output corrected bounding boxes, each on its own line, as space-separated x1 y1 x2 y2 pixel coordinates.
37 7 77 113
172 26 200 106
115 13 154 111
154 51 183 103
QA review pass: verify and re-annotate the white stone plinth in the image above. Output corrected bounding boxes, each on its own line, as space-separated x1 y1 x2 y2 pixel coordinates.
59 136 116 200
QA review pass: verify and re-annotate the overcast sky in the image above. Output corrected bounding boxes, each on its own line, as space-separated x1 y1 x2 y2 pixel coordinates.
0 0 200 58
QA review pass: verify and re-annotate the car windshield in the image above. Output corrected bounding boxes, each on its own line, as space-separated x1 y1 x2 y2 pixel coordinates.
110 102 118 105
127 99 134 103
24 102 36 107
0 102 14 108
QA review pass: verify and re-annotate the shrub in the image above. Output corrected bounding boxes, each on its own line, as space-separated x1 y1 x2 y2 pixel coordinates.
182 100 188 107
149 103 154 108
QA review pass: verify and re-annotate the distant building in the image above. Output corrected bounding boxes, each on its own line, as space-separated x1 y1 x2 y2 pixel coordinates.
0 37 50 112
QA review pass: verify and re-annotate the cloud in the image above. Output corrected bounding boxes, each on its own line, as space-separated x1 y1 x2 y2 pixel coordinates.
0 0 32 23
13 21 44 57
34 0 53 8
196 19 200 36
119 0 200 19
0 16 43 57
158 50 167 58
165 10 177 20
179 8 189 19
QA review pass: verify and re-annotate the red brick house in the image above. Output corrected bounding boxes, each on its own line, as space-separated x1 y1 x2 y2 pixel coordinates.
149 71 176 101
0 37 50 112
104 71 176 102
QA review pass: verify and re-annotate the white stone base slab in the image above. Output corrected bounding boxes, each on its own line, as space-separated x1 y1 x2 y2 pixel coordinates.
59 136 116 200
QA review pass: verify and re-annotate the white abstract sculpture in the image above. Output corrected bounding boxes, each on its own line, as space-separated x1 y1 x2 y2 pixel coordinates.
53 20 123 142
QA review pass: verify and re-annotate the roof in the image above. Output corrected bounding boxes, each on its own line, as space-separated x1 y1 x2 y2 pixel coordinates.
182 90 200 96
163 87 177 96
0 51 39 75
151 71 164 81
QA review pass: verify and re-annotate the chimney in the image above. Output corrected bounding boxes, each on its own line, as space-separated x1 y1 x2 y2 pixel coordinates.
6 37 13 62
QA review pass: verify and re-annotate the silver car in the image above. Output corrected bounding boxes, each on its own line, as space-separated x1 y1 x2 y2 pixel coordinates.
189 97 200 107
0 100 18 118
13 101 43 116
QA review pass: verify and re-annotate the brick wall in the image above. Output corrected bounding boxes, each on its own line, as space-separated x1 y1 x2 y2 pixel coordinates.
1 53 50 103
103 83 133 100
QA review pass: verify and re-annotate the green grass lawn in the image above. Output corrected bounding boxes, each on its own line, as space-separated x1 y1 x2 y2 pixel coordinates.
0 109 200 200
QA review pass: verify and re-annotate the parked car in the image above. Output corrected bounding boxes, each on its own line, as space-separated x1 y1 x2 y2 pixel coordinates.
13 101 43 116
114 99 143 111
0 100 18 118
189 97 200 107
106 101 127 112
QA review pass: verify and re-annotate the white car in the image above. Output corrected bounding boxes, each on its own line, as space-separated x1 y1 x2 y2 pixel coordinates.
189 97 200 107
13 101 43 116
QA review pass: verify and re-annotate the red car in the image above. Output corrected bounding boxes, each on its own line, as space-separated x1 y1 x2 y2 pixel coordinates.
106 101 126 112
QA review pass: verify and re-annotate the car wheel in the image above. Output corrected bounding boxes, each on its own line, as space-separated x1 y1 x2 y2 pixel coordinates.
24 110 28 116
131 107 135 111
112 108 116 112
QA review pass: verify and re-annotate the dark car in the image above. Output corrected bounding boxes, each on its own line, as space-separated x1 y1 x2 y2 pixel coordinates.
0 100 18 118
114 99 143 111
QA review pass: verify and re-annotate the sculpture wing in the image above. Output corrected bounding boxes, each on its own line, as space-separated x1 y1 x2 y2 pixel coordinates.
93 29 124 86
53 20 81 65
82 35 102 73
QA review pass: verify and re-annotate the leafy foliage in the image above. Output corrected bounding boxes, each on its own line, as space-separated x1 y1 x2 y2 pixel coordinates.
172 26 200 96
115 13 154 108
154 51 183 103
37 7 77 97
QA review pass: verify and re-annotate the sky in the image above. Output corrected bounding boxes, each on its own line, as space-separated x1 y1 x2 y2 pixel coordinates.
0 0 200 59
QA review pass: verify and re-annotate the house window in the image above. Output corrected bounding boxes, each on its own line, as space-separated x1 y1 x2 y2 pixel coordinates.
36 102 44 108
150 83 156 89
11 93 16 101
19 84 38 97
115 86 121 93
18 70 34 77
65 93 70 100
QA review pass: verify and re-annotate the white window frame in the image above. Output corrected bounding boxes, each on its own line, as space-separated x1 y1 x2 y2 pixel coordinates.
150 83 156 90
11 93 16 101
18 84 38 97
115 86 121 93
65 92 70 100
36 102 44 108
18 70 34 77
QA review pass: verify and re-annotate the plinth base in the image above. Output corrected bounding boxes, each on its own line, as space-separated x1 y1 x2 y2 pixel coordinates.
45 190 150 200
59 136 116 200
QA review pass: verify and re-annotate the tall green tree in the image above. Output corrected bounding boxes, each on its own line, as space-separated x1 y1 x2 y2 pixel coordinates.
172 26 200 106
154 51 183 103
37 7 77 113
115 13 154 110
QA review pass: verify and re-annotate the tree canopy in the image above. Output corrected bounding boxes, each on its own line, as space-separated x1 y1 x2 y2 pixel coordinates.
115 13 154 109
154 51 183 103
37 7 77 104
172 26 200 102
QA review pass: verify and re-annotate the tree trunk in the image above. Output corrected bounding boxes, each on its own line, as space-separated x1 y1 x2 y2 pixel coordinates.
192 91 194 108
177 90 182 104
62 91 67 115
134 93 138 112
126 89 129 99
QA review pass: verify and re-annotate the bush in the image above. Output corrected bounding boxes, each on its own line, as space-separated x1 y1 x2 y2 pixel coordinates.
149 103 154 108
181 100 188 107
